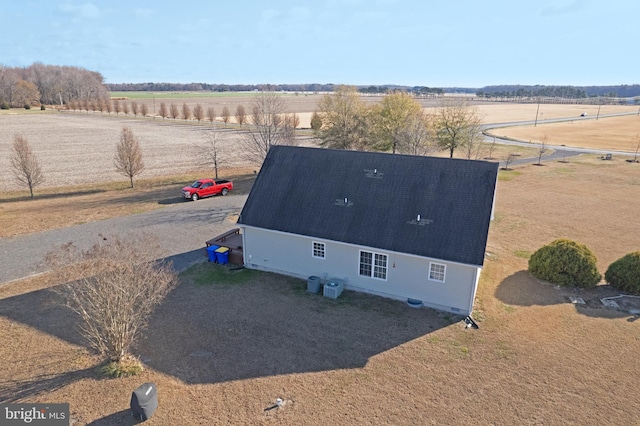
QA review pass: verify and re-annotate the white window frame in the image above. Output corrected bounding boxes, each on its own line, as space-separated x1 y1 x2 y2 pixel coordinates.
359 250 388 280
429 262 446 283
312 241 326 259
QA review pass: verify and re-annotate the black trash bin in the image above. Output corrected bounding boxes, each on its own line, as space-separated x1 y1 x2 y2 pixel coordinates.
130 382 158 421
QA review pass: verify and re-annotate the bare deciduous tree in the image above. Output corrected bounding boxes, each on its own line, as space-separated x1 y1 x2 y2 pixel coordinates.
396 112 436 156
487 136 498 160
170 103 179 120
182 103 191 121
114 127 144 188
122 101 129 116
12 79 40 107
207 106 216 124
158 102 168 119
11 133 44 198
140 103 148 118
242 92 296 165
46 234 177 364
221 106 230 124
461 122 486 160
131 101 139 117
193 103 204 123
113 99 121 115
536 135 548 165
235 105 246 125
432 98 482 158
198 128 225 179
503 152 518 170
316 85 369 150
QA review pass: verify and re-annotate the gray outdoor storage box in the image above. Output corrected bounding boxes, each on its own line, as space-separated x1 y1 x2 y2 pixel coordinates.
130 382 158 421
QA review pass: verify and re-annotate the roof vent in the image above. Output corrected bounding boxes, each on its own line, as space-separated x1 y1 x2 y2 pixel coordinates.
335 197 354 207
408 214 432 226
364 168 383 179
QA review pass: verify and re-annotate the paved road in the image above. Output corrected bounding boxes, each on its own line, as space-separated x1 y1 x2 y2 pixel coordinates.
482 112 639 167
0 194 247 285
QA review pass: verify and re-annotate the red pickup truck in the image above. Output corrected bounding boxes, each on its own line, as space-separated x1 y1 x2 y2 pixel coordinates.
182 179 233 201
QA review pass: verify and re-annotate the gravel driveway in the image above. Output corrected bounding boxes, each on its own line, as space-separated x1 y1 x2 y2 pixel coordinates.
0 194 248 285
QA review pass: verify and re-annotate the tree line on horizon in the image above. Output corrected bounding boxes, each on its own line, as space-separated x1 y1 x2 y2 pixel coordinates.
477 84 640 101
3 62 639 109
105 81 445 96
0 62 108 108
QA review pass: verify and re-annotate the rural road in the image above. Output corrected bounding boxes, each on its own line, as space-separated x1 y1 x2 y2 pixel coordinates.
0 194 247 285
482 111 640 166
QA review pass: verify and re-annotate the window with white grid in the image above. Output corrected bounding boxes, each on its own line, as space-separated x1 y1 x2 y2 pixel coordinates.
429 262 446 282
359 250 387 280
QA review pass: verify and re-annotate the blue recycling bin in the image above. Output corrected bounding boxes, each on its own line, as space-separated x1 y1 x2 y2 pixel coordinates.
215 247 229 265
207 245 220 262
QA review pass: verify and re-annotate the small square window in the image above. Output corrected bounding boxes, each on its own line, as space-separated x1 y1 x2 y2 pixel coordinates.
313 242 325 259
429 262 446 282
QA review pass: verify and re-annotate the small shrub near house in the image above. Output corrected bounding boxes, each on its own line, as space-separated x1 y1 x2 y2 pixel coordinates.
0 102 9 110
605 252 640 295
528 239 601 288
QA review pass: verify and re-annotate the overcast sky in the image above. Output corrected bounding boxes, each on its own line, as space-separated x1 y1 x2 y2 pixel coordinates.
2 0 638 87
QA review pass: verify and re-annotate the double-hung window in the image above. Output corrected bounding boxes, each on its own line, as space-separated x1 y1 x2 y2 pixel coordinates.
429 262 446 282
359 250 388 280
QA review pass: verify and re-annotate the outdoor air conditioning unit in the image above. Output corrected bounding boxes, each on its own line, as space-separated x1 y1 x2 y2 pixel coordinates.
323 278 344 299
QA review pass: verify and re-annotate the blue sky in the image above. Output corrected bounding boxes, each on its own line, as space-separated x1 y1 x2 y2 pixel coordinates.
2 0 638 87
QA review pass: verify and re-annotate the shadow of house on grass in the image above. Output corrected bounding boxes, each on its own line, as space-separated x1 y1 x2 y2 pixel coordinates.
137 267 455 385
0 254 455 386
495 270 633 320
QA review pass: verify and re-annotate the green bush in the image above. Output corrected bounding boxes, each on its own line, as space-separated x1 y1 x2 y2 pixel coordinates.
528 239 601 288
24 104 31 110
40 105 46 111
605 252 640 295
0 102 9 110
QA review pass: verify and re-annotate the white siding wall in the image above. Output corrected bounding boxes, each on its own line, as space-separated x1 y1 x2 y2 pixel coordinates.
241 226 480 315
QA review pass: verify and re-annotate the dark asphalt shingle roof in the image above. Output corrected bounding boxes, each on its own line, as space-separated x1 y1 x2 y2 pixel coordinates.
238 146 498 266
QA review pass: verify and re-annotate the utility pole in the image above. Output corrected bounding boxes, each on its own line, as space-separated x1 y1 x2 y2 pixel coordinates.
534 102 540 127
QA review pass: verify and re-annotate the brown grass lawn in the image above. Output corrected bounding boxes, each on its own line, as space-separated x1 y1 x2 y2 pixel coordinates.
1 102 640 424
1 154 640 425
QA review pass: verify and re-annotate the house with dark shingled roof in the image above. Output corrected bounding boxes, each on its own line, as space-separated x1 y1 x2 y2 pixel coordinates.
237 146 498 315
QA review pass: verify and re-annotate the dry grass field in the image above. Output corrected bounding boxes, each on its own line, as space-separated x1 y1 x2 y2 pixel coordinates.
1 99 640 424
487 114 640 152
1 155 639 425
2 100 637 194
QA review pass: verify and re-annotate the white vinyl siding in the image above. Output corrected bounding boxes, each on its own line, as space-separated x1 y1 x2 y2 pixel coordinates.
312 241 325 259
429 262 446 282
359 250 387 280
